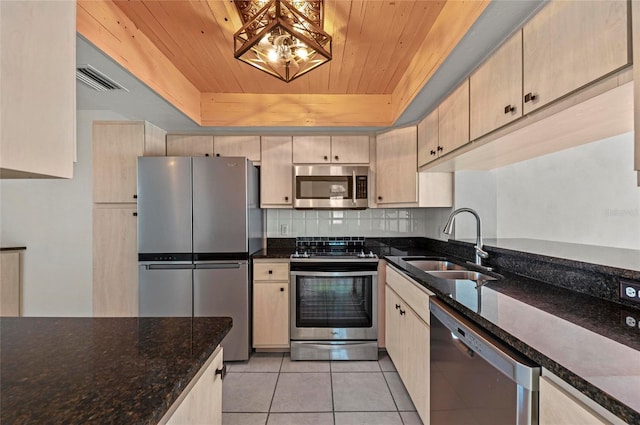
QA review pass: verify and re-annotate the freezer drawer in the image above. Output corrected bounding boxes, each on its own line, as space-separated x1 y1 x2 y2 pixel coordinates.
139 265 193 317
194 262 250 361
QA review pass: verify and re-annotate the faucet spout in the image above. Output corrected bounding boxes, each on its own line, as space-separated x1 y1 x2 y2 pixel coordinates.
442 208 488 266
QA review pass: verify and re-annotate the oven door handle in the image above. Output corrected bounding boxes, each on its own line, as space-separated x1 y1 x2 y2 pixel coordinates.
290 271 378 277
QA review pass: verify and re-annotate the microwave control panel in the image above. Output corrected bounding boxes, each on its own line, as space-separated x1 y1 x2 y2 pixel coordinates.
356 176 368 199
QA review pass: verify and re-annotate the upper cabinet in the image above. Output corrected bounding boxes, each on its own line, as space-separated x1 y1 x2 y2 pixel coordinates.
417 109 438 168
0 1 76 179
522 0 629 115
376 127 418 205
470 31 523 140
93 121 166 203
213 136 261 163
438 79 470 156
261 136 293 208
293 135 370 164
166 135 214 157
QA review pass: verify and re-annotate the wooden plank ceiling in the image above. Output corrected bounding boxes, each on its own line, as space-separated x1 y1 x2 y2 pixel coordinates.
77 0 489 127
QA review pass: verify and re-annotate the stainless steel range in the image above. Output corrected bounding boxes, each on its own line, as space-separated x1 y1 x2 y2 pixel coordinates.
290 237 378 361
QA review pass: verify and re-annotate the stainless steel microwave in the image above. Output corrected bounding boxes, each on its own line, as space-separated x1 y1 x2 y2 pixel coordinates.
293 165 369 209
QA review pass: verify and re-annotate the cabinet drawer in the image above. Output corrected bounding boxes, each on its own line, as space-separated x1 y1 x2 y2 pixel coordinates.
386 265 433 324
254 262 289 281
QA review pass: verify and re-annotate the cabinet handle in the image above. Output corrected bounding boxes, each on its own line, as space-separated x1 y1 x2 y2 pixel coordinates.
205 153 210 157
215 364 227 380
284 196 289 201
280 287 284 292
437 146 443 152
399 309 406 316
324 155 328 161
133 212 138 217
334 155 339 161
504 105 515 114
524 93 537 103
430 150 436 156
268 270 273 274
133 194 137 199
377 196 382 201
216 153 220 157
395 304 400 309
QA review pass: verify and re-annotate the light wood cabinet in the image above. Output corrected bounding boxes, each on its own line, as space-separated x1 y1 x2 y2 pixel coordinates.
93 206 138 317
375 126 418 205
213 135 261 162
523 0 628 115
253 260 289 349
385 265 433 424
261 136 293 207
438 79 470 156
163 346 223 425
93 121 166 203
539 376 607 425
293 135 370 164
470 31 523 140
166 135 214 157
0 1 76 179
0 251 22 317
417 109 439 167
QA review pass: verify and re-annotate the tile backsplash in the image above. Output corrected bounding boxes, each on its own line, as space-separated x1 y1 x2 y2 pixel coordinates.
266 208 452 238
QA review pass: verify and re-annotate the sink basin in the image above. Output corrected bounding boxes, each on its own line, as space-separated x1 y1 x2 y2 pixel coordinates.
406 260 468 272
426 270 498 281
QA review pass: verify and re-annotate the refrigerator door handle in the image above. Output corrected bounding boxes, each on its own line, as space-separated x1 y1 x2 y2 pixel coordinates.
145 264 195 270
195 263 242 270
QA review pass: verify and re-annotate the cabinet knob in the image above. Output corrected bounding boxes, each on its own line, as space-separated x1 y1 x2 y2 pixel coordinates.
133 194 137 199
504 105 515 114
395 304 400 309
430 150 436 156
399 309 406 316
524 93 537 103
284 196 289 201
324 155 328 161
133 212 138 217
437 146 443 152
377 196 382 201
215 364 227 380
268 270 273 274
280 287 284 292
205 153 210 157
334 155 339 161
216 153 220 157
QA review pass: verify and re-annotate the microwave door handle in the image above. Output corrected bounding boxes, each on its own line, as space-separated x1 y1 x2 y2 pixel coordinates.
352 170 357 205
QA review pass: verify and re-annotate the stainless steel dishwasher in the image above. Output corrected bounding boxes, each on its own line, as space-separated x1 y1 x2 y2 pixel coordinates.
430 298 540 425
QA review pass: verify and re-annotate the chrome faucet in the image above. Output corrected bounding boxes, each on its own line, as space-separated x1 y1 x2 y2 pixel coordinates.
442 208 489 266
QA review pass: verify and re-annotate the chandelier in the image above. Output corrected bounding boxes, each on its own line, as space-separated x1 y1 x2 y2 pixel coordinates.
233 0 332 82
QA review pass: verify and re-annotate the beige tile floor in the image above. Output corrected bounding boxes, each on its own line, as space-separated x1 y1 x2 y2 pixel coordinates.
222 352 424 425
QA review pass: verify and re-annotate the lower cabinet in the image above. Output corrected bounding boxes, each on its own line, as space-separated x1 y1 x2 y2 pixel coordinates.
0 250 22 316
253 260 290 349
163 346 224 425
539 375 609 425
385 265 433 424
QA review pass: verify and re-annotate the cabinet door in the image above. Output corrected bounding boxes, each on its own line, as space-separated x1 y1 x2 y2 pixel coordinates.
166 135 214 156
438 79 470 155
523 0 628 114
417 109 438 167
404 307 430 423
213 135 261 162
253 282 289 348
376 127 417 205
0 252 21 317
292 135 331 164
93 207 138 317
470 31 523 140
93 122 144 203
539 376 607 425
384 286 403 375
143 122 167 156
166 346 223 425
331 135 370 164
261 136 293 207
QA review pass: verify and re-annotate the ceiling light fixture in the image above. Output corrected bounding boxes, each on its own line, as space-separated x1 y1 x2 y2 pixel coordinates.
233 0 332 82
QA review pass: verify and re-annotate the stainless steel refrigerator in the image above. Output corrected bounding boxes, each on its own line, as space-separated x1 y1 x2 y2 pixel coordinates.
137 156 263 361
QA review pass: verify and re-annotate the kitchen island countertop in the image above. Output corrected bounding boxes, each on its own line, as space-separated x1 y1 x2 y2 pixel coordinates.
0 316 232 424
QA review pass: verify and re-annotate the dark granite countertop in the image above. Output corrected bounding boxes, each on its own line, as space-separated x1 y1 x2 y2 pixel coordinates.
0 316 232 425
0 247 26 251
385 254 640 424
252 248 294 259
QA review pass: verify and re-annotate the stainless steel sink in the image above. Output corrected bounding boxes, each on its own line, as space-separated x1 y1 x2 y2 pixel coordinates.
426 270 498 281
406 260 468 272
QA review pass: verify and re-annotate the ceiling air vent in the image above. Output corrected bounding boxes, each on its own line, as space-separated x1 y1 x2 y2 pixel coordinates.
76 64 128 92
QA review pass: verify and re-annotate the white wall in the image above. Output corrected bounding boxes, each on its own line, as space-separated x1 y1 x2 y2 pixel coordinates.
453 171 498 240
266 207 452 239
0 109 126 316
454 132 640 250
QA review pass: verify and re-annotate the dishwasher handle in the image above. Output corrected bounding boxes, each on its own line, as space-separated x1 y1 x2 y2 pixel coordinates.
195 262 244 269
143 264 195 270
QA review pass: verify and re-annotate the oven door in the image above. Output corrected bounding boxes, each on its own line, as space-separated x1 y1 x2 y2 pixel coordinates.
290 267 378 341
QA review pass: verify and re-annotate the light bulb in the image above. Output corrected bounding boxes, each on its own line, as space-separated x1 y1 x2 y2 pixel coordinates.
297 47 308 60
267 49 279 62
